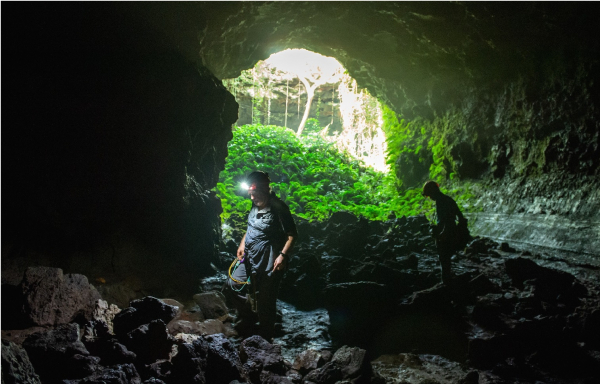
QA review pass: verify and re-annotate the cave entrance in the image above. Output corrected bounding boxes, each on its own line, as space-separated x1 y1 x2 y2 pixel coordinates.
216 48 436 229
222 49 388 172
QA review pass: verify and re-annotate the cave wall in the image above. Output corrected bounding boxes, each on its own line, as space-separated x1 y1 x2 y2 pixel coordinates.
195 2 600 261
2 3 237 301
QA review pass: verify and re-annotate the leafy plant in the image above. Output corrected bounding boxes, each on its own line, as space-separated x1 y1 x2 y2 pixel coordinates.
215 124 434 225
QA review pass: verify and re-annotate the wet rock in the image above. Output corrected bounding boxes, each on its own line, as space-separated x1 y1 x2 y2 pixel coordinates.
240 335 287 383
1 339 41 384
122 320 175 364
22 323 99 382
20 267 102 327
192 291 228 320
113 296 178 337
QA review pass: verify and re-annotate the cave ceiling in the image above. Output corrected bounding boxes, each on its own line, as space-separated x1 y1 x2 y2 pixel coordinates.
127 2 600 120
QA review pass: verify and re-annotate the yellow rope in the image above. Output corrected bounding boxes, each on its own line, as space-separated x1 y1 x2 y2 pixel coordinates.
228 258 250 285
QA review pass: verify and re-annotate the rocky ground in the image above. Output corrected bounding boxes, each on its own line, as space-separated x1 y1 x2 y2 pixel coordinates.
3 213 600 383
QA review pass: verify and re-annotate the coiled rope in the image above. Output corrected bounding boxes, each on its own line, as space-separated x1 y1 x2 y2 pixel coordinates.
229 258 250 292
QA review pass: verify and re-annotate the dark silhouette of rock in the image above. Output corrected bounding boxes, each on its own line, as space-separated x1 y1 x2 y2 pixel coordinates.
169 342 207 384
1 339 41 384
504 257 587 305
240 335 287 383
122 320 174 364
113 297 178 337
203 333 244 384
63 363 142 384
22 323 98 382
19 267 101 327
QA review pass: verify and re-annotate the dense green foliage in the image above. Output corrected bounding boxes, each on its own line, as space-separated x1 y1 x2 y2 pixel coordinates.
216 124 435 223
381 104 478 213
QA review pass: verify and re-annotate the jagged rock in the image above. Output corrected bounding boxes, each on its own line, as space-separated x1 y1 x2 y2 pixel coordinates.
291 349 326 376
169 342 207 384
84 338 137 366
63 363 142 384
259 370 294 383
22 323 99 382
122 320 175 364
19 267 101 327
240 335 287 383
113 296 178 337
203 333 244 384
504 257 587 304
167 318 231 337
192 291 228 320
1 339 41 384
457 370 480 384
302 346 373 384
92 299 121 334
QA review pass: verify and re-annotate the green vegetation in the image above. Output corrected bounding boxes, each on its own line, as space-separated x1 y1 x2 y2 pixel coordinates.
216 124 435 223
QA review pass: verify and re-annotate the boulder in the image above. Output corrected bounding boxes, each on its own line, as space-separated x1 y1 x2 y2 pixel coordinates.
291 349 326 375
192 291 228 320
303 346 373 383
22 323 99 382
1 339 41 384
203 333 245 384
20 267 101 327
122 320 175 364
240 335 287 383
169 342 207 384
113 296 178 337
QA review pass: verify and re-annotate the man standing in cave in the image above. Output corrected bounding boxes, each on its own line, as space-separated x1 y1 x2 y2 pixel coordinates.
423 181 470 286
226 171 297 341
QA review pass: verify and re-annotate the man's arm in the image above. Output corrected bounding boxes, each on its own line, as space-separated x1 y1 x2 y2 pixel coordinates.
273 233 296 272
237 233 247 260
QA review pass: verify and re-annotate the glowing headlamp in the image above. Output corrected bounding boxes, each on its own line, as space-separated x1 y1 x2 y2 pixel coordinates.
241 182 258 192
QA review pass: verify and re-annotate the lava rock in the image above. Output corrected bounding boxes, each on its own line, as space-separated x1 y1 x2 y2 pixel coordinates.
1 339 41 384
240 335 287 383
113 297 178 337
22 323 100 382
64 363 142 384
19 267 102 327
192 291 228 320
122 319 175 364
203 333 244 384
291 349 327 376
303 345 372 384
169 341 207 384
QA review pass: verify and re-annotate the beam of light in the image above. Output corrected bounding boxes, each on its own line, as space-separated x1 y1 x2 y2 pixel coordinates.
241 182 250 190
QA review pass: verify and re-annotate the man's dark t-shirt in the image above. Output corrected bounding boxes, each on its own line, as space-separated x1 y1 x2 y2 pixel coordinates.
244 193 297 274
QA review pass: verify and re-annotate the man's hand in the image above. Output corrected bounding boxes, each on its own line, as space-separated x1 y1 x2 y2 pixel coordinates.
272 254 285 272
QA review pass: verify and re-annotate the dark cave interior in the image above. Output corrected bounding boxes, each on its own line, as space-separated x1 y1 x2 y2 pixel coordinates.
2 2 600 384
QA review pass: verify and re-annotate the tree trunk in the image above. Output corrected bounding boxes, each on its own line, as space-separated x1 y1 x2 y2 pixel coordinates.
296 76 321 136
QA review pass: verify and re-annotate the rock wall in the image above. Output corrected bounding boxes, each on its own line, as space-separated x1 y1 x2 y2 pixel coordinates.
2 3 237 298
195 2 600 261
